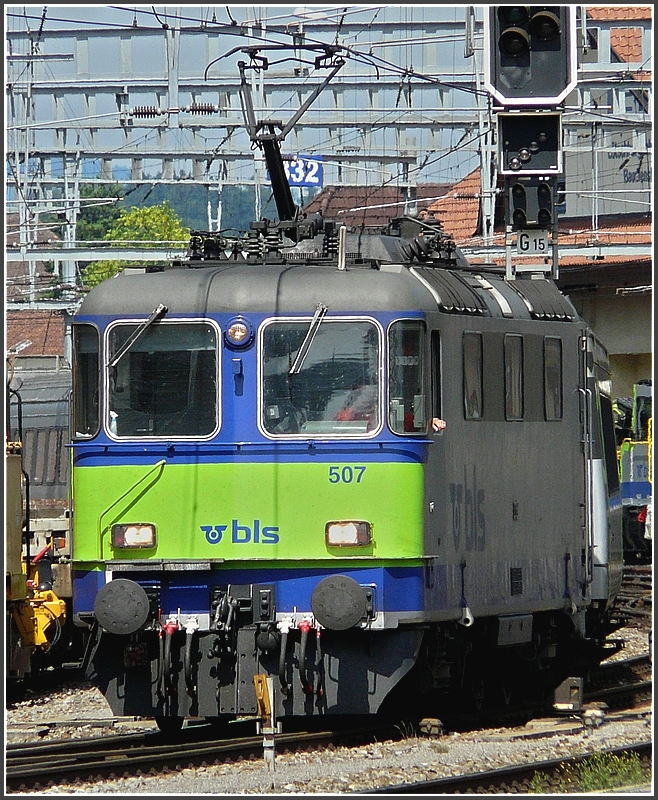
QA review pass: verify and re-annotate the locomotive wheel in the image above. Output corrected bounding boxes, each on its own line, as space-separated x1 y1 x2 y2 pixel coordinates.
155 716 184 734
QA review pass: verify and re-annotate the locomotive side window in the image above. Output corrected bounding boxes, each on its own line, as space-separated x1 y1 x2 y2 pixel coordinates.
544 337 563 420
599 393 621 494
504 334 524 421
107 322 218 437
463 332 483 420
388 320 427 434
261 319 380 436
72 324 100 438
431 330 442 420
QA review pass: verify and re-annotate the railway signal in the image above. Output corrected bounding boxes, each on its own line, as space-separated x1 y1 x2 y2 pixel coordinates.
498 111 562 175
484 6 577 106
507 175 556 230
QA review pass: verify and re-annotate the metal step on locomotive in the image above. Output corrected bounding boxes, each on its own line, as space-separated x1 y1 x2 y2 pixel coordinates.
70 45 625 733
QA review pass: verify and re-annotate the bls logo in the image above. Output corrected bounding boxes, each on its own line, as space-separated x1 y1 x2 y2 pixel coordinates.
201 519 280 545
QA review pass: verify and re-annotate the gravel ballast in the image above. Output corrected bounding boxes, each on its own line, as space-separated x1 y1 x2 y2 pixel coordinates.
6 626 651 795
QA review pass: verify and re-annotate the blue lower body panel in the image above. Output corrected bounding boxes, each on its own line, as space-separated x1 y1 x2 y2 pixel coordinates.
73 565 426 619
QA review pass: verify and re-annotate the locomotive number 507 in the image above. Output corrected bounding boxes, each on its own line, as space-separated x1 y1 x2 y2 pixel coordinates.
328 465 366 484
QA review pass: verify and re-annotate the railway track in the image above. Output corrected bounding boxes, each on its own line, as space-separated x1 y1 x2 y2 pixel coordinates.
6 653 651 793
614 565 653 628
359 740 652 794
5 721 392 793
585 654 652 709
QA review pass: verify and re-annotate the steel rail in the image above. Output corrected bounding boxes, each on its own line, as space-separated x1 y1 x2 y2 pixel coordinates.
358 741 652 794
5 722 393 792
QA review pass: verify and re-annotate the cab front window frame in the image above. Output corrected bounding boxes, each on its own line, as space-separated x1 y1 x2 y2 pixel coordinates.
259 315 383 439
104 317 220 440
387 318 428 436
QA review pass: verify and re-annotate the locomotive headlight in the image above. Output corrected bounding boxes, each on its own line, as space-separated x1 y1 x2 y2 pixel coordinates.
112 523 156 548
224 316 254 349
325 521 372 547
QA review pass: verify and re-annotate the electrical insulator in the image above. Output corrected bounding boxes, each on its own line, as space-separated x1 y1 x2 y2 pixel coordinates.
131 106 162 118
188 103 218 115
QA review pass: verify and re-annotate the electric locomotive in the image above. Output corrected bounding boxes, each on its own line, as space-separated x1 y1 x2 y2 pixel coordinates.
70 55 622 727
70 207 623 731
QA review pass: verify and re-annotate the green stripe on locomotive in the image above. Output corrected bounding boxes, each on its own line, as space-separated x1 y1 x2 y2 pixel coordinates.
72 461 425 564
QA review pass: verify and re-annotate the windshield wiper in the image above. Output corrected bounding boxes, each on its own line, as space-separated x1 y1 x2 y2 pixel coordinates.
109 304 168 369
289 303 327 375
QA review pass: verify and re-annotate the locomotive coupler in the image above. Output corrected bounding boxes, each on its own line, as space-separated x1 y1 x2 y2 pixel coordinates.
256 622 280 654
209 589 240 659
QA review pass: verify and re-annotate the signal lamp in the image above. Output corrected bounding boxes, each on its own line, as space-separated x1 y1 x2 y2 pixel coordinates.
325 521 372 547
224 316 254 348
537 182 552 199
112 523 156 548
537 209 552 226
512 209 527 227
529 9 560 41
499 26 530 57
537 181 553 226
498 6 529 26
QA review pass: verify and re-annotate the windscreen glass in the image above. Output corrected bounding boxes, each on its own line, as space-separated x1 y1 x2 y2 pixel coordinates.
388 320 427 434
262 319 380 436
72 324 100 438
107 322 218 437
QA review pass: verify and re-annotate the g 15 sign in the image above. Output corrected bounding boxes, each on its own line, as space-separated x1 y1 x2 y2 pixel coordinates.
281 155 323 187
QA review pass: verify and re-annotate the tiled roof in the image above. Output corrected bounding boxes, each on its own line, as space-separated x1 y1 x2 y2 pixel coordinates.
587 6 651 68
461 217 651 272
587 7 653 21
610 27 644 63
423 167 650 277
425 168 490 242
6 310 67 357
303 184 451 228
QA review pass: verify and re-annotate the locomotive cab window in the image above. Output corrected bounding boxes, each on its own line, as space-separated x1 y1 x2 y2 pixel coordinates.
261 318 381 436
106 321 218 438
431 330 443 421
72 324 100 438
544 337 563 420
388 320 427 434
463 332 483 420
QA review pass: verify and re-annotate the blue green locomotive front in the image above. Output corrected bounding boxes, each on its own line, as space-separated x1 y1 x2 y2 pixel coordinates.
70 261 621 725
71 265 440 720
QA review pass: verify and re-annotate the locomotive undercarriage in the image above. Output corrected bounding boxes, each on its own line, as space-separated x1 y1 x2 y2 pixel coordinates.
84 575 621 727
84 623 424 721
382 608 623 721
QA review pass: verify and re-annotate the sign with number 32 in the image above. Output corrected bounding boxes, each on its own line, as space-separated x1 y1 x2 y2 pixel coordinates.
282 155 324 187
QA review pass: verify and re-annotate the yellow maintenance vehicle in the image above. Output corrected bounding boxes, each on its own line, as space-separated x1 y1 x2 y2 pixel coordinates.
6 366 68 686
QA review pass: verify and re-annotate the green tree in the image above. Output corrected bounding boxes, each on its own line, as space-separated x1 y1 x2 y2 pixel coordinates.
76 183 124 241
82 202 189 288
